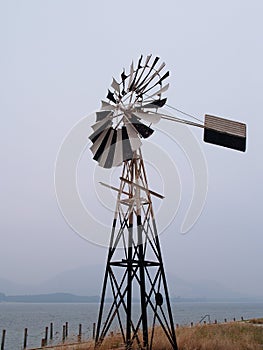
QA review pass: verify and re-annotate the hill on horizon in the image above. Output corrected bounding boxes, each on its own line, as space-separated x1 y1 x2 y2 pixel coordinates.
0 265 260 299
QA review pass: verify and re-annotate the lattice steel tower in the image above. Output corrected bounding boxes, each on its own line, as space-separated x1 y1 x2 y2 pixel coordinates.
95 149 177 349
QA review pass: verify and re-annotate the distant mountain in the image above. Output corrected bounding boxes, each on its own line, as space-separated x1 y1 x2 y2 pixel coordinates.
0 265 260 300
165 272 248 299
37 266 247 298
36 265 104 296
0 277 33 295
1 292 99 303
0 265 103 296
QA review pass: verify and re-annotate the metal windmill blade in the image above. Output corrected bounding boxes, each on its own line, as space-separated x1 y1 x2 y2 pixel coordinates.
89 55 169 168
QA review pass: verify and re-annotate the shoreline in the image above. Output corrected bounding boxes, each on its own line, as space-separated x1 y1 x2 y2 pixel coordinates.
26 318 263 350
1 292 263 304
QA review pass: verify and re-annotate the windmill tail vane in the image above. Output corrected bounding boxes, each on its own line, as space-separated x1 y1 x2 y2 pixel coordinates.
88 55 247 350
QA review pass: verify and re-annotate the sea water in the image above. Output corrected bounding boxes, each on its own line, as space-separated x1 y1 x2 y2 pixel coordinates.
0 301 262 350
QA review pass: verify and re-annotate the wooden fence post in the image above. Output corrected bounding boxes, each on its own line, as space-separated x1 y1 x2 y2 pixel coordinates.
1 330 6 350
62 325 66 342
23 328 28 349
78 324 82 342
92 323 96 340
50 323 53 340
45 327 48 345
65 322 68 338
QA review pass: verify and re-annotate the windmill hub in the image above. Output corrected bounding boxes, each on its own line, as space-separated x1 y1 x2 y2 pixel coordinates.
118 103 133 114
89 55 170 168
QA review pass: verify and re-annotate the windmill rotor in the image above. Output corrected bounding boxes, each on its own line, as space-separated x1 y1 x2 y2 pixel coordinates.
89 55 170 168
90 55 246 171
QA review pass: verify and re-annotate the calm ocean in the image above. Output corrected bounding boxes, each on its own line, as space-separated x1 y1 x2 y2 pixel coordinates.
0 301 262 350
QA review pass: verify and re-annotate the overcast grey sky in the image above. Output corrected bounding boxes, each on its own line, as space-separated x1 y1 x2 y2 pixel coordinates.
0 0 262 297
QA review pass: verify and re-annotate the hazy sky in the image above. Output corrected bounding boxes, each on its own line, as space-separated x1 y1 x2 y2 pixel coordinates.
1 0 262 297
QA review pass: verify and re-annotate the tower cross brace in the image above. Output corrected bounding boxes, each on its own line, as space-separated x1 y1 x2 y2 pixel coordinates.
95 149 178 350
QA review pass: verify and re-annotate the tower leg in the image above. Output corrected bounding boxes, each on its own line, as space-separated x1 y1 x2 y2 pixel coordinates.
152 218 177 349
126 219 133 348
95 153 178 350
138 214 148 349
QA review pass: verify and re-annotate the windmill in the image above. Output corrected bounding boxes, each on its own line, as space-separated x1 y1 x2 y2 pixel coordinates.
89 55 246 350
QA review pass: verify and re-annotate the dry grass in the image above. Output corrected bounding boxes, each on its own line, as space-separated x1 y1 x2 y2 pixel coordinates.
176 322 263 350
37 340 94 350
249 318 263 325
39 321 263 350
